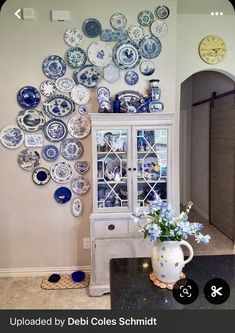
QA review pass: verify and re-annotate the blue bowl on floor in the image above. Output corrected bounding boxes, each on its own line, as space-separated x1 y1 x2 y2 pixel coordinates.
48 273 61 283
71 270 85 282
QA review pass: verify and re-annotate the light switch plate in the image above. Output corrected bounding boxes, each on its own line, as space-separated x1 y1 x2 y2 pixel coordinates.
22 8 35 20
51 10 71 21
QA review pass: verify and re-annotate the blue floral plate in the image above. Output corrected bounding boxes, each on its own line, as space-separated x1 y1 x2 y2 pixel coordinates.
125 71 139 85
113 39 141 70
139 35 162 59
17 86 41 109
54 187 72 204
43 95 75 119
43 119 68 142
42 144 60 162
73 65 102 88
65 47 87 70
42 55 66 80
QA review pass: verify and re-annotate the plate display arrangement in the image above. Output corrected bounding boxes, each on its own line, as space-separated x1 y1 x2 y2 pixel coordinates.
68 115 91 139
43 95 76 119
100 29 128 42
128 24 144 43
42 55 66 80
138 10 154 26
125 71 139 85
40 80 56 97
60 138 84 160
54 187 72 204
17 86 41 109
43 119 68 142
88 41 112 67
50 161 73 183
113 39 141 70
25 134 44 148
71 197 83 217
64 27 84 47
155 5 170 20
82 18 102 38
65 47 87 70
17 109 45 132
71 176 90 195
74 161 90 174
110 13 127 30
32 167 51 185
139 60 155 76
139 35 162 59
71 85 91 105
73 65 102 88
55 77 75 93
17 149 40 171
103 64 120 83
151 20 168 38
42 144 59 162
0 125 24 149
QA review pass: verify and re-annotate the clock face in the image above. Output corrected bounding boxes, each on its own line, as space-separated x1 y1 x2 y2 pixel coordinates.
199 35 226 64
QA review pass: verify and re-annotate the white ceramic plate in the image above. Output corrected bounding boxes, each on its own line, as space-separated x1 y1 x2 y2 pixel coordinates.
71 176 90 195
71 85 91 105
68 115 91 139
151 20 168 38
50 161 73 183
64 27 84 47
110 13 127 30
128 24 144 43
88 41 112 67
17 109 45 132
55 77 75 93
40 80 56 97
71 197 83 217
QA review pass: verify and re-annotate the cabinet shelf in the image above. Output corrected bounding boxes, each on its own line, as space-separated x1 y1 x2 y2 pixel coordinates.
97 151 127 155
137 179 166 184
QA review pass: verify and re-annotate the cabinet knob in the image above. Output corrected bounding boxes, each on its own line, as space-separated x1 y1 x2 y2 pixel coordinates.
133 168 137 171
108 224 115 231
128 168 131 171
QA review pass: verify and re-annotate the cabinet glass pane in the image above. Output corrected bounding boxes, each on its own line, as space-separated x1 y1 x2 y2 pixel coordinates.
136 129 167 206
96 130 128 209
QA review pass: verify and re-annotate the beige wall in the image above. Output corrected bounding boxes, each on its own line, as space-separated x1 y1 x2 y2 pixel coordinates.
0 0 177 271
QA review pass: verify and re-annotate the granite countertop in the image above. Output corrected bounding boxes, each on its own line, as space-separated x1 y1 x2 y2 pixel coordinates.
110 255 235 310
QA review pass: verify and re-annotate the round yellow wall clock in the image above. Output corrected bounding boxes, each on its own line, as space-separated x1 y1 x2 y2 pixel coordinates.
198 35 226 64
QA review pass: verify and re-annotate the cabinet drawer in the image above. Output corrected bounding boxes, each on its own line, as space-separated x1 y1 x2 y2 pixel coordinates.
93 219 129 236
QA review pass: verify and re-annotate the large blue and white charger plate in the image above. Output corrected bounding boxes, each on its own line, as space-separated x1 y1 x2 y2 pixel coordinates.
0 125 24 149
73 65 102 88
42 55 66 80
139 35 162 59
43 95 75 119
82 18 102 38
17 86 41 109
42 144 60 162
65 47 87 70
113 39 141 70
43 119 68 142
17 109 45 132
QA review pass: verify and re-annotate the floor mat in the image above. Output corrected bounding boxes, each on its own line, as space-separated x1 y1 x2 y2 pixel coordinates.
41 273 90 290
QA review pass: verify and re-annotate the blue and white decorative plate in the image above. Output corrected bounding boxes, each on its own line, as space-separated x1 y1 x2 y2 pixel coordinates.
64 27 84 47
60 138 84 160
88 41 112 67
97 86 110 101
138 10 154 26
103 64 120 83
43 94 75 119
55 77 75 93
65 47 87 70
139 35 162 59
125 71 139 85
71 197 82 217
78 105 89 115
25 134 44 148
155 5 170 20
17 109 45 132
51 161 73 183
139 60 155 76
82 18 102 38
110 13 127 30
32 167 51 185
42 55 66 80
100 29 128 42
68 115 91 139
73 65 102 88
149 100 164 112
17 148 40 170
98 100 112 113
43 119 68 142
113 39 141 70
151 20 168 38
71 176 90 195
42 144 59 162
40 80 56 97
71 85 91 105
74 161 90 174
0 126 24 149
118 90 143 113
54 187 72 204
17 86 41 109
128 24 144 43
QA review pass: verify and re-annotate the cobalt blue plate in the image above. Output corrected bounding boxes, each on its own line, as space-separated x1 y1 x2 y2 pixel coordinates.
82 18 102 38
54 187 72 204
42 55 66 80
42 144 59 162
32 167 51 185
17 86 41 109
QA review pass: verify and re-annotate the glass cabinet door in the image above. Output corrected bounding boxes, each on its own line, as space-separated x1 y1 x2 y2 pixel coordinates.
135 128 168 206
96 129 129 210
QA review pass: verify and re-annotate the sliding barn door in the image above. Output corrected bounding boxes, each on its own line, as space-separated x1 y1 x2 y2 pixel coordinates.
210 97 235 241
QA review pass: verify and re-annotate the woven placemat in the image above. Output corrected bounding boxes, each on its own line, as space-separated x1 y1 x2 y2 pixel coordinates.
41 273 90 290
149 272 186 290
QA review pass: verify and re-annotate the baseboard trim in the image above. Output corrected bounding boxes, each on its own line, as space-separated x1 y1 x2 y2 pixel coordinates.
0 265 91 278
192 205 209 221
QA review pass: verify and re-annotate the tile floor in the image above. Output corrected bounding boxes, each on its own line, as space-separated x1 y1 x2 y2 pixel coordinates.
0 209 234 310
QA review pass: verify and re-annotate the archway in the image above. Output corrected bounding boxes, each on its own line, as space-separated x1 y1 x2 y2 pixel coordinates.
180 70 235 253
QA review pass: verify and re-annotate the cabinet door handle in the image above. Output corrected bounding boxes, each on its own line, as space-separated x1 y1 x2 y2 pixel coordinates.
128 168 131 171
108 224 115 231
133 168 137 171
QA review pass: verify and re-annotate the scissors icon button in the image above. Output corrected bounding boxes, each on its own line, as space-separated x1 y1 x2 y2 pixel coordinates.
204 278 230 304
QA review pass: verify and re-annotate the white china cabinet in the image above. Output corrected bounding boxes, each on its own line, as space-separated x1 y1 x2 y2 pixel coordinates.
89 113 174 296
